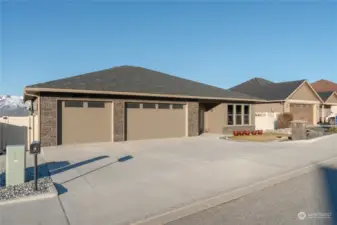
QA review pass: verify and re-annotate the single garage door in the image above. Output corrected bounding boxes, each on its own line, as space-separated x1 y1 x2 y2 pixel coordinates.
290 104 313 125
126 102 187 140
58 100 112 145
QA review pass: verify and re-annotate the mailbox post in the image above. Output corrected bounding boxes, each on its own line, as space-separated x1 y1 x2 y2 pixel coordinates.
29 141 41 191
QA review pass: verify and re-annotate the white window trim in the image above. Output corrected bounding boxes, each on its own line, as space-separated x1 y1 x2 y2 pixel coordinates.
227 104 252 126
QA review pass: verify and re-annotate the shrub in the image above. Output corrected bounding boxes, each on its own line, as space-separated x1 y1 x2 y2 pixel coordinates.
328 127 337 133
276 112 294 129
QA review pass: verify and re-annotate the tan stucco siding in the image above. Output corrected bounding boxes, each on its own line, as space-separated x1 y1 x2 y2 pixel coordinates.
61 101 112 145
250 104 256 126
314 104 319 125
284 102 290 112
126 105 186 140
326 93 337 104
205 103 255 134
205 103 225 134
255 103 284 113
288 82 320 101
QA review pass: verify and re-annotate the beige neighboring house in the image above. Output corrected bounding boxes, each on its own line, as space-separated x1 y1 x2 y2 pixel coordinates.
317 91 337 124
23 66 263 147
230 78 324 125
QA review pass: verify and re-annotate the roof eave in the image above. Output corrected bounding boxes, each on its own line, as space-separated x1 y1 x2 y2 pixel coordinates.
24 87 266 103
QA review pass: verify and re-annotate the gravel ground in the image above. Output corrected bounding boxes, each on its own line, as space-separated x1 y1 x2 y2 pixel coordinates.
0 176 53 201
0 161 54 201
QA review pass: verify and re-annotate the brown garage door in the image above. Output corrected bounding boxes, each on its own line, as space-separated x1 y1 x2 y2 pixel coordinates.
126 102 186 140
58 100 112 145
290 104 313 125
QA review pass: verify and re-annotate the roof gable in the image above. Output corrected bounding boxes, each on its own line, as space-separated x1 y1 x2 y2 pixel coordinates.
26 66 260 101
318 91 334 102
287 81 322 102
321 91 337 104
326 92 337 104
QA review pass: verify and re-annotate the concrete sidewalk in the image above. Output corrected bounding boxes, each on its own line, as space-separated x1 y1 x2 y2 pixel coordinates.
39 134 337 225
0 196 69 225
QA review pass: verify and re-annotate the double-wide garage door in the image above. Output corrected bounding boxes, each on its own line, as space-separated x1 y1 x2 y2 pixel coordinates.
126 102 187 140
290 104 313 125
59 101 112 145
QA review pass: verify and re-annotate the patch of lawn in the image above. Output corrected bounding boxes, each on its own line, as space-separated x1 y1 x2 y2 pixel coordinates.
230 132 289 142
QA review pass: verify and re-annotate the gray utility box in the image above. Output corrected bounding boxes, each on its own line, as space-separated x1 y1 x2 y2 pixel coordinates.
6 145 26 187
291 120 307 141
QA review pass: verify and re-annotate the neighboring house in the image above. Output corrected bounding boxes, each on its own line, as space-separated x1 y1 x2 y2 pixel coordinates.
230 78 323 125
23 66 262 147
311 79 337 92
317 91 337 124
311 80 337 124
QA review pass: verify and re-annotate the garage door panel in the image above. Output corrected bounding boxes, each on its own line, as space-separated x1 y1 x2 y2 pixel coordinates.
126 104 186 140
61 101 112 145
290 104 313 125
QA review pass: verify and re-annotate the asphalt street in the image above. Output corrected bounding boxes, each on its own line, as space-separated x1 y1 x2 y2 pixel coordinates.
167 166 335 225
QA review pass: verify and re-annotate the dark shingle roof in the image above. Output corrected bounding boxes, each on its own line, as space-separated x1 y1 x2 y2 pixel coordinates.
26 66 260 100
318 91 334 102
253 78 275 86
230 78 306 101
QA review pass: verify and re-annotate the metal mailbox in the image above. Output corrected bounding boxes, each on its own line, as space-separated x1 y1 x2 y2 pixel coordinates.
29 141 41 154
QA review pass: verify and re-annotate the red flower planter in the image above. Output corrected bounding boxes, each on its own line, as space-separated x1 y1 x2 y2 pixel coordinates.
239 131 245 136
258 130 263 135
244 130 251 136
233 131 239 136
251 130 257 135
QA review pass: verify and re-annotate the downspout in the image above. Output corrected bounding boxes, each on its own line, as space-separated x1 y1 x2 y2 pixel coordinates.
23 90 40 144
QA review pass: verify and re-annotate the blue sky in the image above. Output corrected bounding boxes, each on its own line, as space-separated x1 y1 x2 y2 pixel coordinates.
1 1 337 96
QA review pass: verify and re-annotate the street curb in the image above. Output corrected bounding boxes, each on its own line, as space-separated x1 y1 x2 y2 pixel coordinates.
0 185 58 206
131 156 337 225
284 133 337 144
219 133 337 144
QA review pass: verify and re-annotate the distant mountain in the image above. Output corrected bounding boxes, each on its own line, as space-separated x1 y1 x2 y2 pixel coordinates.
0 95 29 117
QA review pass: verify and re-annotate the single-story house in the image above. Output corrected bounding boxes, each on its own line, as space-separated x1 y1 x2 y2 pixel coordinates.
317 91 337 123
230 78 324 125
23 66 263 147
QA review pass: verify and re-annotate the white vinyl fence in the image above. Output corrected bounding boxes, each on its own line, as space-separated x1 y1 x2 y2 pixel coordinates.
0 116 39 151
255 112 280 131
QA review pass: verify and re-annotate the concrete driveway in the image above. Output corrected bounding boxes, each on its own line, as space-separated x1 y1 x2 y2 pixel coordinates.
42 135 337 225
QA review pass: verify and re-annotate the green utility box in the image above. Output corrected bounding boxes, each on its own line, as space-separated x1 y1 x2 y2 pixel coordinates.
6 145 26 187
